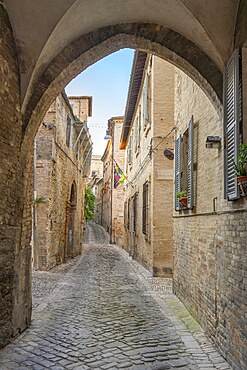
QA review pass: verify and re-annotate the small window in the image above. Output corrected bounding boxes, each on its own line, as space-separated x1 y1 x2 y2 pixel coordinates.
66 115 71 147
134 115 140 153
127 134 133 165
127 198 130 230
133 192 137 232
142 181 149 235
143 72 151 131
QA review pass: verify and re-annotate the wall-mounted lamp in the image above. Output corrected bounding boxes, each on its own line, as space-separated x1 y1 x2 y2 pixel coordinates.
104 129 111 140
164 148 174 160
206 136 221 149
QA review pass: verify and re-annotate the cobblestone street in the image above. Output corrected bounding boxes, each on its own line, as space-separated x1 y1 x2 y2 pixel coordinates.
0 224 232 370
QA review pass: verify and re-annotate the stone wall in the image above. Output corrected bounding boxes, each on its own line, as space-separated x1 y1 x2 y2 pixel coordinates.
111 119 126 247
101 141 112 234
34 94 85 270
173 68 247 370
0 6 32 347
101 117 126 246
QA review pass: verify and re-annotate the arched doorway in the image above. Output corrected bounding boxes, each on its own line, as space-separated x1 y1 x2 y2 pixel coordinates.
66 182 77 259
0 3 246 366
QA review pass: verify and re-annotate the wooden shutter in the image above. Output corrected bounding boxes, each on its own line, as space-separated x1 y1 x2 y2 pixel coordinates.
187 117 194 209
134 117 139 153
133 193 137 232
128 135 132 164
224 49 240 200
174 135 182 210
142 181 148 234
143 78 147 130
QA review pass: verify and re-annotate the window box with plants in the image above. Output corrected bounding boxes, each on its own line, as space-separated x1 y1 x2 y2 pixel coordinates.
176 190 188 209
234 144 247 196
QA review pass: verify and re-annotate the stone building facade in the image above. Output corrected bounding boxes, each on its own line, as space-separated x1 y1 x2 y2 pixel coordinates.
94 178 103 225
121 52 174 278
101 117 126 247
88 155 104 223
33 92 92 270
173 60 247 370
68 96 92 123
120 50 247 369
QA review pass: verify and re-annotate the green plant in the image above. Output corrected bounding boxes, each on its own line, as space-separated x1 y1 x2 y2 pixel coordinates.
176 190 187 201
84 187 96 221
33 196 46 205
233 144 247 176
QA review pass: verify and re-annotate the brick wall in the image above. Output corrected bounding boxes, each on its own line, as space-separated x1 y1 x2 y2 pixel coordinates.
173 68 247 370
123 55 174 277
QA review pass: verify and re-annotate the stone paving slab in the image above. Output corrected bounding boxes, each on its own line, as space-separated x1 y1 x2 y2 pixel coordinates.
0 223 232 370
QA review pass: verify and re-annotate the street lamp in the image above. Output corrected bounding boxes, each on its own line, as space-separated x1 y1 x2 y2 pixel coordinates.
104 129 111 140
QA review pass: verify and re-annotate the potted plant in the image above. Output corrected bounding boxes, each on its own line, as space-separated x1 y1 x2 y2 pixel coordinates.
176 190 188 208
233 144 247 184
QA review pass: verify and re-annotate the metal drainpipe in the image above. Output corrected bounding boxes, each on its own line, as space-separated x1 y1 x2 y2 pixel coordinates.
110 128 114 244
33 139 37 269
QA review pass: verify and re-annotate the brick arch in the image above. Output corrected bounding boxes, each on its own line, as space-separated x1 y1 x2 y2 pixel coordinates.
21 23 223 156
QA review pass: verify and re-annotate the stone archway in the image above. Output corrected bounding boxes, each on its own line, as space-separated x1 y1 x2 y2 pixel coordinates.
0 0 246 352
22 24 223 154
66 182 77 259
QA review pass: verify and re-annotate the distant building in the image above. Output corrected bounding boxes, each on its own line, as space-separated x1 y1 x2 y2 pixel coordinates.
121 52 174 277
68 96 92 122
101 117 126 247
33 92 92 270
88 154 103 190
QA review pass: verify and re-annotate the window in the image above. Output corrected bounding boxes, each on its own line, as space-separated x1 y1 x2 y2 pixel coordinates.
66 115 71 147
133 192 137 232
124 201 128 230
224 49 242 200
127 198 130 230
174 117 194 210
142 181 149 235
143 72 151 131
134 112 141 153
127 134 133 165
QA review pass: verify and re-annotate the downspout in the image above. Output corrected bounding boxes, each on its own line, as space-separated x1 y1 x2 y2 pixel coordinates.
110 128 114 244
33 139 37 269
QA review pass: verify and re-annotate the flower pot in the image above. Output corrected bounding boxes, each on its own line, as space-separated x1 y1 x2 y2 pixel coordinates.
179 197 188 208
237 175 247 184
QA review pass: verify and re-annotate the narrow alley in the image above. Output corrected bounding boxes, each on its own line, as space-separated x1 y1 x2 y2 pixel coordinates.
0 223 231 370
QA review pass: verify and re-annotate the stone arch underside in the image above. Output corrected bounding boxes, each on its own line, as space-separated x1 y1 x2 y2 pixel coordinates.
22 23 223 155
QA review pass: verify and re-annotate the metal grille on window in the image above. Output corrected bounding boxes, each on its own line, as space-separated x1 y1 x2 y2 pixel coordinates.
224 49 241 200
142 181 149 234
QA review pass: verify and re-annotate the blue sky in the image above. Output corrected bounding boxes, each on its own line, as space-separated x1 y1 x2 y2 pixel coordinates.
65 48 134 155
